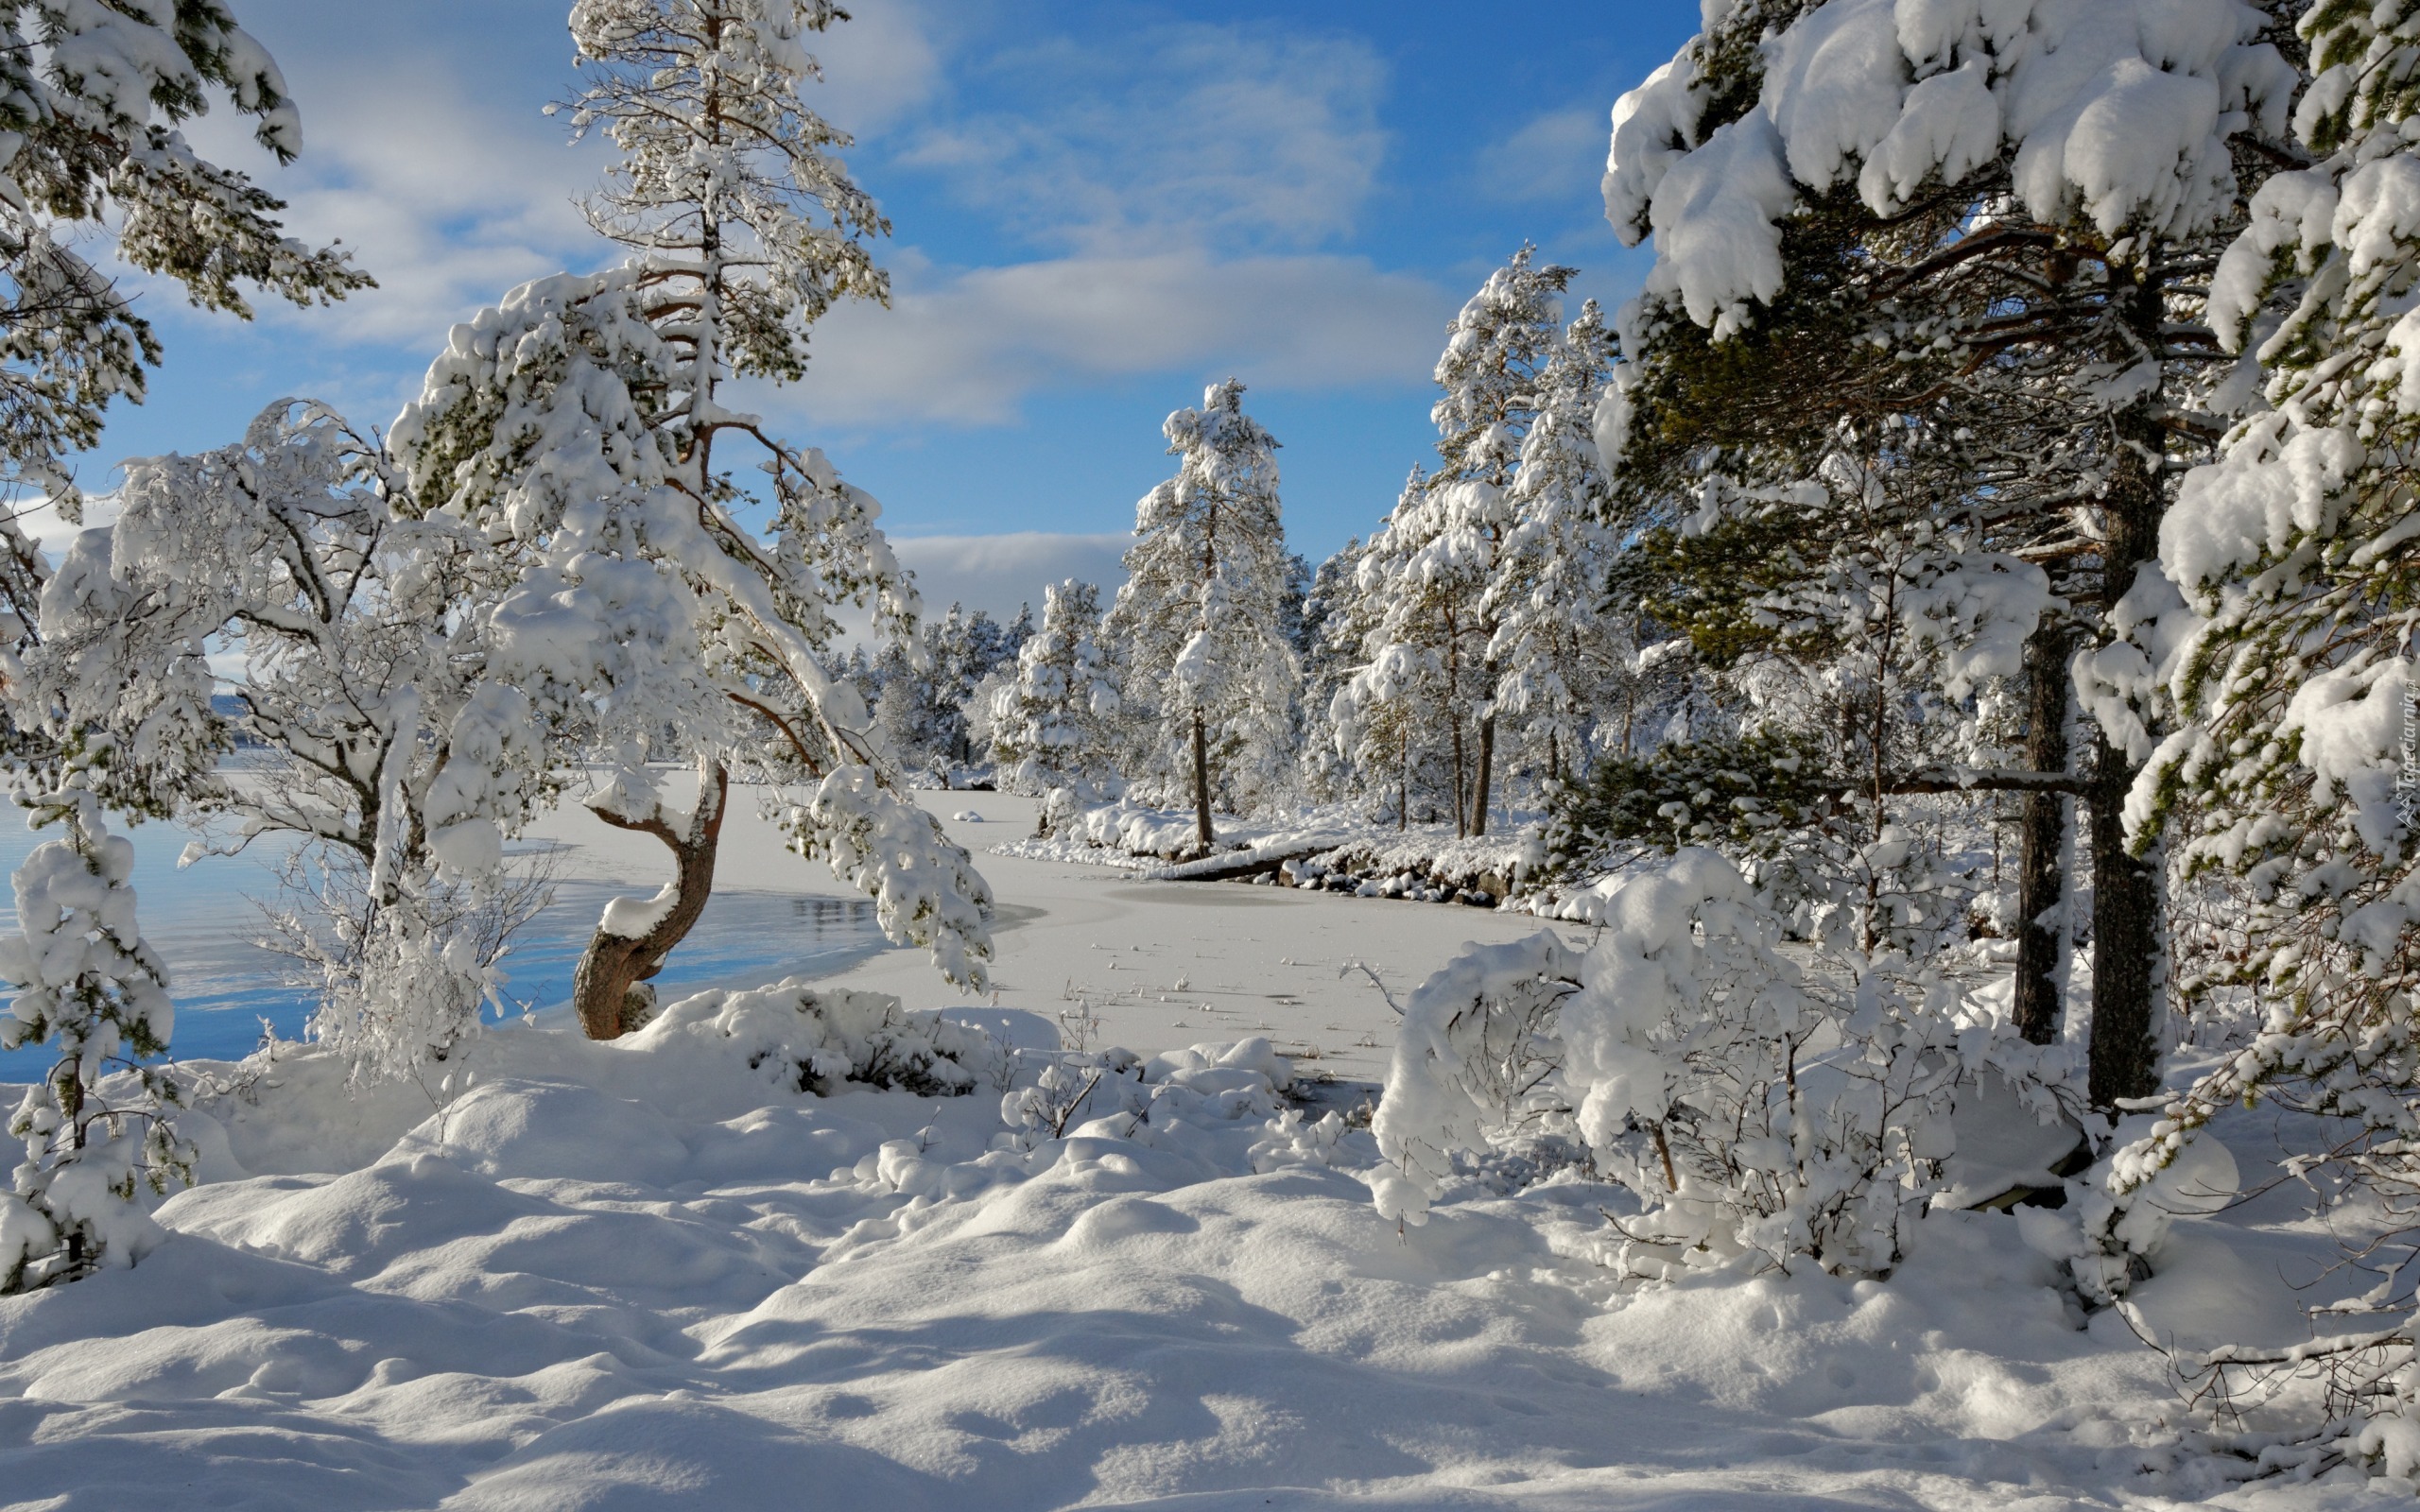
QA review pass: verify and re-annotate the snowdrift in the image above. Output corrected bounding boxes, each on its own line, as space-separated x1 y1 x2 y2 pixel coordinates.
0 968 2373 1508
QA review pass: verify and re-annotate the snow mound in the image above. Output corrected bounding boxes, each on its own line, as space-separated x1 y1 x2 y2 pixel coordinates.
0 1012 2338 1507
631 979 1004 1098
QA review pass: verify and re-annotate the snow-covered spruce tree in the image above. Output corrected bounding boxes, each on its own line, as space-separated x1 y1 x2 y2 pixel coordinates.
1486 298 1623 793
1599 0 2299 1106
0 0 368 752
2 768 191 1292
2095 0 2420 1445
1347 248 1573 838
26 401 548 1087
1328 490 1461 829
1102 380 1299 850
877 602 1025 774
1296 539 1374 806
393 0 991 1039
989 578 1121 798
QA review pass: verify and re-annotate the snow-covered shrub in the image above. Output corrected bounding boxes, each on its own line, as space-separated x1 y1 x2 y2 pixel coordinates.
1035 778 1125 839
1003 1037 1296 1147
1 781 192 1292
1373 848 2067 1278
632 980 1003 1097
287 910 500 1096
255 844 556 1093
1004 1049 1148 1143
1048 797 1232 860
1249 1108 1354 1173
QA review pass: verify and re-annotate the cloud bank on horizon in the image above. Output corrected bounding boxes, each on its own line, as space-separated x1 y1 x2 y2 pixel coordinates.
79 0 1691 570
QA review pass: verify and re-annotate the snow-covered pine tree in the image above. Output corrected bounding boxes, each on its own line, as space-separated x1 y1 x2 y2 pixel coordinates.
1332 477 1467 829
1296 540 1372 806
989 579 1121 796
26 401 548 1087
393 0 991 1039
1598 0 2299 1105
2 766 191 1293
1103 380 1299 850
1487 298 1623 792
1347 248 1573 837
0 0 369 749
925 604 1021 767
2101 0 2420 1420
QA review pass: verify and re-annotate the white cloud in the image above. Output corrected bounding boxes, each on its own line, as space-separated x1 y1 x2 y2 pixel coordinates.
122 4 1444 451
159 0 943 353
801 0 944 138
763 249 1450 426
892 21 1387 256
893 532 1131 624
1476 105 1619 207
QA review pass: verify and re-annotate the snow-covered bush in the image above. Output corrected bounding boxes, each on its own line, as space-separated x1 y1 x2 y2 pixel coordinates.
1374 848 2069 1278
1004 1049 1148 1143
1003 1037 1295 1148
1 779 192 1292
279 903 504 1098
631 980 1002 1097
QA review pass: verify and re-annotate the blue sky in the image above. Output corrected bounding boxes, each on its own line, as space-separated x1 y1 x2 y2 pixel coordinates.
82 0 1700 619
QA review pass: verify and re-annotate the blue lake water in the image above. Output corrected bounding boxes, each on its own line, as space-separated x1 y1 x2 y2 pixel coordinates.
0 813 893 1082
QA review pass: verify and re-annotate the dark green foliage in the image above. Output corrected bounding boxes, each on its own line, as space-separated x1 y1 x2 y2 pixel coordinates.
1543 730 1843 878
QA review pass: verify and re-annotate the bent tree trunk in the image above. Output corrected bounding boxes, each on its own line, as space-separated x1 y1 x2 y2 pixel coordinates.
1192 711 1214 853
2014 620 2071 1045
573 759 731 1040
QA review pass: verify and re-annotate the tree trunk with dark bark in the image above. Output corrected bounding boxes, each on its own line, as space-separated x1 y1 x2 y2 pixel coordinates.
1192 712 1213 853
2014 620 2071 1045
573 760 731 1040
2088 734 2162 1108
2084 270 2168 1108
1470 711 1495 839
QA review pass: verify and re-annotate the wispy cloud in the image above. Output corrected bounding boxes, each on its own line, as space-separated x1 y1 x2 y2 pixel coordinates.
1475 104 1617 207
159 0 944 353
893 532 1132 621
134 4 1442 440
892 21 1388 256
763 249 1450 426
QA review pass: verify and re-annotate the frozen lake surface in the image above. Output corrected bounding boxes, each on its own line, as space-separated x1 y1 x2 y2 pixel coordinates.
0 812 890 1082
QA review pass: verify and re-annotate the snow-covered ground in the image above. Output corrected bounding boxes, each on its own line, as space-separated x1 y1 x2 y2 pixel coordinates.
0 792 2398 1508
527 788 1544 1091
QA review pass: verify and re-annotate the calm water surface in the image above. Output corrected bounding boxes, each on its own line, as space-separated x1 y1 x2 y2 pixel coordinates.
0 812 892 1083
